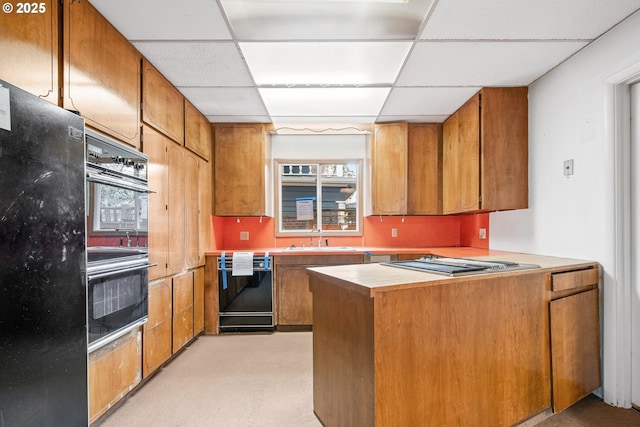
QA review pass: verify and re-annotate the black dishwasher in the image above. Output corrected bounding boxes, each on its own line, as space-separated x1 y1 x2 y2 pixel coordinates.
218 254 274 332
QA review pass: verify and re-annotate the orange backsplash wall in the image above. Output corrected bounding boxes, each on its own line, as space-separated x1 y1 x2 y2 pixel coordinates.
211 213 489 250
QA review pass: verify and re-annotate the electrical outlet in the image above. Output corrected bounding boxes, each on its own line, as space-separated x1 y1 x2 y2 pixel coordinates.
391 228 398 238
240 231 249 240
479 228 487 239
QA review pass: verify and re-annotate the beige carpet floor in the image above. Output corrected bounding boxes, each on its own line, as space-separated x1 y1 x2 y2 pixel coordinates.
95 332 640 427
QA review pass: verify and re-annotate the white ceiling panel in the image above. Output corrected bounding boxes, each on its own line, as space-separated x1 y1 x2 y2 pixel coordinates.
259 88 390 117
219 0 435 41
396 41 589 87
178 87 268 117
133 42 254 86
91 0 232 40
376 115 451 124
381 87 482 116
240 42 412 85
84 1 640 123
420 0 640 40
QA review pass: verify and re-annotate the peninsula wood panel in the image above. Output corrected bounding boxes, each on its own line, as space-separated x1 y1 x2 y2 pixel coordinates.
204 256 219 334
310 270 551 427
214 124 266 216
143 125 169 280
371 123 408 215
185 100 212 161
310 276 375 427
142 59 184 145
408 124 442 215
63 0 140 148
550 288 601 413
0 0 58 103
480 87 528 211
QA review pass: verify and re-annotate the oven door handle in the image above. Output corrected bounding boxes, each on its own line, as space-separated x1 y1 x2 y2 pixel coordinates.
87 172 154 193
87 262 157 281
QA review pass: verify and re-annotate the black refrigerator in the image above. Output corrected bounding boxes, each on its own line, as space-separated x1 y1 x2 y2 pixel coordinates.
0 80 88 426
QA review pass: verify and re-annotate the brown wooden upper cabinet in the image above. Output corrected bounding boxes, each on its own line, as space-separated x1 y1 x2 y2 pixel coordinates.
142 59 185 145
214 124 269 216
408 124 443 215
371 123 408 215
63 0 141 148
0 0 59 104
185 100 212 161
442 87 528 214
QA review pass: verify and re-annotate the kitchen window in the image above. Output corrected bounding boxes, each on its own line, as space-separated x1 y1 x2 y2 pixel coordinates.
277 161 361 235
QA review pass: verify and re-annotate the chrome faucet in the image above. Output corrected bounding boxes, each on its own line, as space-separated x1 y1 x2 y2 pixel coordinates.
117 228 139 247
316 228 322 247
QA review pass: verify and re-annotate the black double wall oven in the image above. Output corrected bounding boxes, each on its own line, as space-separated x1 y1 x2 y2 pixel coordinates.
85 129 154 352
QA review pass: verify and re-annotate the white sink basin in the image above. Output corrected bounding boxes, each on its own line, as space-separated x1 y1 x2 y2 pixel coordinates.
283 246 358 252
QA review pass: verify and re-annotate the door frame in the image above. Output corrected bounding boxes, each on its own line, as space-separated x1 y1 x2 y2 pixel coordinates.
606 62 640 408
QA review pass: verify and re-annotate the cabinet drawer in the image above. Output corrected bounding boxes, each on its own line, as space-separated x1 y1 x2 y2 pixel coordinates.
551 268 598 292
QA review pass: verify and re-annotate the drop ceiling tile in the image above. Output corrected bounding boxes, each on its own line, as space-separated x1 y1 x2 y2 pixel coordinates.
381 87 481 116
420 0 640 40
240 42 412 85
208 115 272 123
178 87 268 117
90 0 232 40
220 0 435 40
396 41 588 87
133 42 253 86
377 115 451 124
259 87 390 117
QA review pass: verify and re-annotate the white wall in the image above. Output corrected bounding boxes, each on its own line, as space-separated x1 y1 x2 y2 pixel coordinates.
490 10 640 406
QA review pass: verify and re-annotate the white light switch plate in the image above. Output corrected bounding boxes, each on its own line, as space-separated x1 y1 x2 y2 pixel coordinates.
563 159 574 177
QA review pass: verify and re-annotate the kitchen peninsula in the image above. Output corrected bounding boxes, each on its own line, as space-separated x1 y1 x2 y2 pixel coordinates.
307 253 601 427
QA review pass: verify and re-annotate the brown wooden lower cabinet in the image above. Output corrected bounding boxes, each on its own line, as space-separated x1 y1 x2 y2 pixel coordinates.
172 272 194 352
274 254 363 327
549 270 600 413
142 320 172 378
193 267 205 335
89 329 142 423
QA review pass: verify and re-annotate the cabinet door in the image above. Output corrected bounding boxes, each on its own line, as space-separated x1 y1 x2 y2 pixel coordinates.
550 289 601 412
142 59 185 145
198 157 213 267
172 272 194 353
480 87 528 211
63 0 141 148
457 93 481 212
371 123 408 215
88 330 142 423
0 0 58 103
185 150 200 269
167 143 186 275
143 125 169 280
408 124 442 215
193 267 205 335
142 278 172 377
214 124 265 216
442 112 460 214
277 266 314 326
185 100 212 161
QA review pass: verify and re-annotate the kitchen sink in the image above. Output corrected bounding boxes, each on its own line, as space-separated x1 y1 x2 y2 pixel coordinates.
381 256 540 277
283 246 358 252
